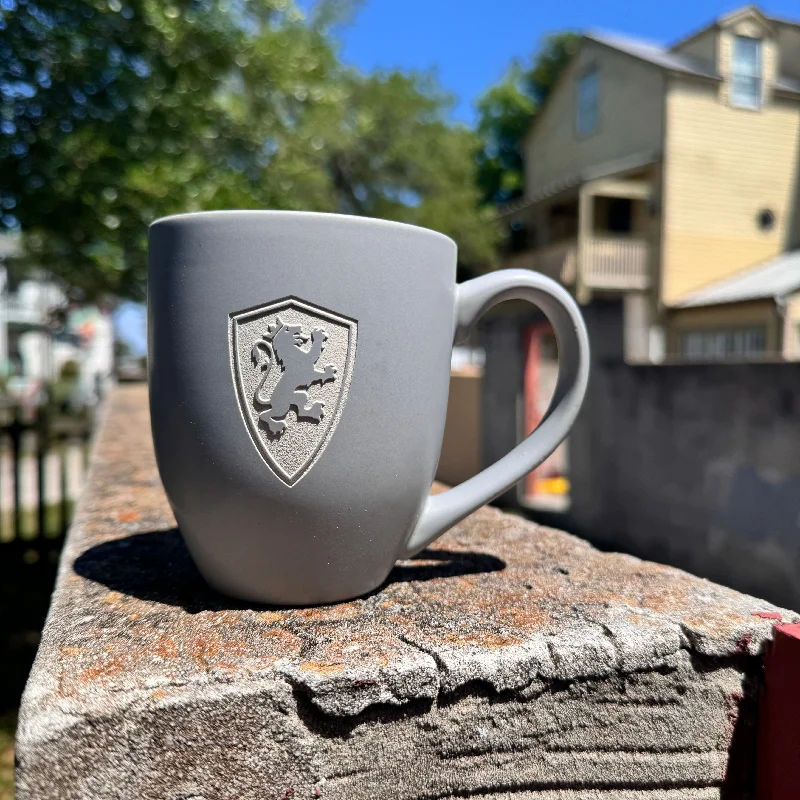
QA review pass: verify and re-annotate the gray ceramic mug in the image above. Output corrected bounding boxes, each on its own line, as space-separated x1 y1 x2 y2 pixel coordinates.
148 211 589 605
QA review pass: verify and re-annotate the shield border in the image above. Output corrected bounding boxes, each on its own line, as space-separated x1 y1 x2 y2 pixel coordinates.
229 296 358 486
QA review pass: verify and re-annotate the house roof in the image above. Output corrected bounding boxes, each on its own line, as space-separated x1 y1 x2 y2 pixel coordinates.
588 26 800 96
587 31 722 81
775 74 800 96
675 250 800 308
669 6 788 52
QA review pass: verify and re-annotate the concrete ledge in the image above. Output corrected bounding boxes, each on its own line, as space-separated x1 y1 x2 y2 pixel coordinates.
16 385 798 799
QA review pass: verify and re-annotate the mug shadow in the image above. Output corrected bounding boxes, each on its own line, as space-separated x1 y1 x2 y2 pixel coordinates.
72 528 506 614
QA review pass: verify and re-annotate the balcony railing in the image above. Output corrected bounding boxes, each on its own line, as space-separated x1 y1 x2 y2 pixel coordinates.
504 236 649 291
584 237 649 290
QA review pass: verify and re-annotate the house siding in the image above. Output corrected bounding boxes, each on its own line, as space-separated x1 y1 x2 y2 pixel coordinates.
667 300 779 356
661 78 800 305
523 42 665 196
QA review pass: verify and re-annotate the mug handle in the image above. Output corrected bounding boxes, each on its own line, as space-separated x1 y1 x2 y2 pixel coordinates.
399 269 591 559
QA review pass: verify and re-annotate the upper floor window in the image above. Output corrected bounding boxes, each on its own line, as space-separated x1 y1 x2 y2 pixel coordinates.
576 70 599 137
731 35 762 109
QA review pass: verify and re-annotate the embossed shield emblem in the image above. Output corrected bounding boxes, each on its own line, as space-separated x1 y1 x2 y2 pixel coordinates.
229 297 357 486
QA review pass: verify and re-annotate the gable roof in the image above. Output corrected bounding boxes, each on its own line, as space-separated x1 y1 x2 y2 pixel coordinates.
775 74 800 96
670 5 783 51
587 25 800 96
675 250 800 308
587 31 721 81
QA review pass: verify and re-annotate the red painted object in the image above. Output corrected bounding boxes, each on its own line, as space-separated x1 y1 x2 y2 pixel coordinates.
757 623 800 799
523 322 563 499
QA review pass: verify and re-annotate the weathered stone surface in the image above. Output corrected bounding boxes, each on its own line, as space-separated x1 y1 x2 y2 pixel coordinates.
16 385 798 799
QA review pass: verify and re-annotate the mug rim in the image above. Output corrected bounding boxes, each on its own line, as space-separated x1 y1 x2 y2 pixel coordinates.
149 209 456 247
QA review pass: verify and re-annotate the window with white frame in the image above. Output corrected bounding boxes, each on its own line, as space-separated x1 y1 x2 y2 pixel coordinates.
576 69 599 137
679 327 767 361
731 35 762 109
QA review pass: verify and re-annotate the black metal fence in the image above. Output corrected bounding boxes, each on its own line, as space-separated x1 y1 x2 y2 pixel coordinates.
0 406 92 546
0 405 93 712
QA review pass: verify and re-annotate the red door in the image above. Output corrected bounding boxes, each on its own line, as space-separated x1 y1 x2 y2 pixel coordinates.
523 323 568 504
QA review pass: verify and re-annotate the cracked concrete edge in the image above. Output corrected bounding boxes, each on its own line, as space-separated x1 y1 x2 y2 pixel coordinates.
17 650 752 800
17 648 757 800
15 611 768 740
19 574 796 732
16 643 747 748
275 644 441 716
283 598 790 716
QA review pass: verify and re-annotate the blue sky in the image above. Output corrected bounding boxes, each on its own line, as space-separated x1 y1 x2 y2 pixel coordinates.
335 0 800 122
116 0 799 353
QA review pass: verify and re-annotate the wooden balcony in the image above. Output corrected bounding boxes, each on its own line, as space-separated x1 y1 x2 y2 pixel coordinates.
583 236 650 290
504 236 649 292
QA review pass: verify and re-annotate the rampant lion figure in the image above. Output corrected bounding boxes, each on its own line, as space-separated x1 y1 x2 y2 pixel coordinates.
251 315 337 436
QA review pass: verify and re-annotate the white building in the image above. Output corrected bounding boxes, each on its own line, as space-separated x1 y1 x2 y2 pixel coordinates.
0 236 115 405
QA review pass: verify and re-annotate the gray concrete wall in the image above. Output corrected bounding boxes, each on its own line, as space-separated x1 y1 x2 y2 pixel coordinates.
483 301 800 609
480 315 526 506
570 361 800 610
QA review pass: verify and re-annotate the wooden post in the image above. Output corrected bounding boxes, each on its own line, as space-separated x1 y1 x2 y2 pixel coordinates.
577 185 593 305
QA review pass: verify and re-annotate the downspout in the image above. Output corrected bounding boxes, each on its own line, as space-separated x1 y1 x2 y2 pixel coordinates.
652 69 670 363
775 294 787 360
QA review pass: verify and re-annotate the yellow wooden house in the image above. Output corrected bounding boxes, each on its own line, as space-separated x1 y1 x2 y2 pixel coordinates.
501 5 800 361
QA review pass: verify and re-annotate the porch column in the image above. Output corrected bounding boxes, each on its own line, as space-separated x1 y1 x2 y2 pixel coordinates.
577 184 593 305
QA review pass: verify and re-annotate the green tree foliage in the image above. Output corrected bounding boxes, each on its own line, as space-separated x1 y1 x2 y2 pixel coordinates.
0 0 495 299
476 32 579 207
328 71 497 267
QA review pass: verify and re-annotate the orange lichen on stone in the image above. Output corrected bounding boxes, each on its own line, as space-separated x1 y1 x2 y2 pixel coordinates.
151 635 179 660
442 631 523 648
299 661 346 675
79 656 125 684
